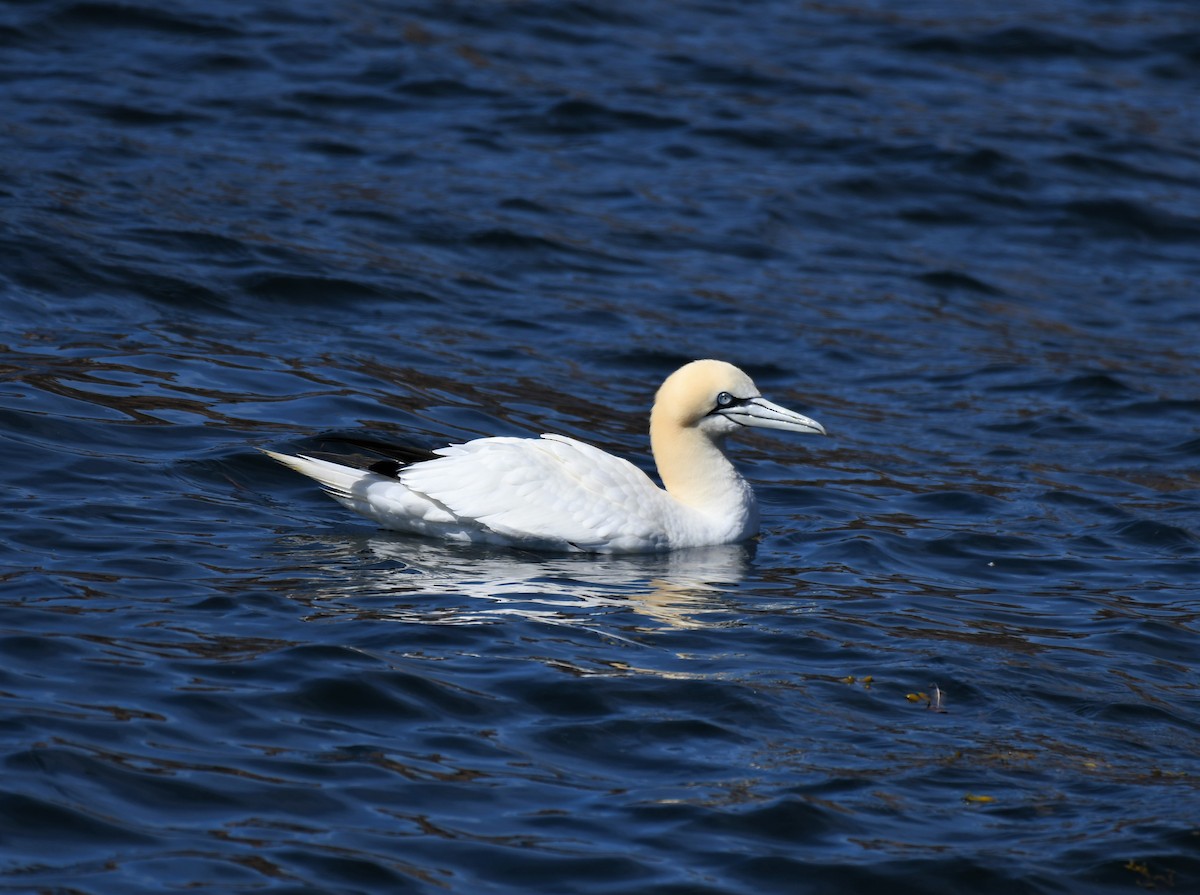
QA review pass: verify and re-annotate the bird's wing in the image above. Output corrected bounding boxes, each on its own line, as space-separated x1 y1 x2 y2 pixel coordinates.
398 434 670 551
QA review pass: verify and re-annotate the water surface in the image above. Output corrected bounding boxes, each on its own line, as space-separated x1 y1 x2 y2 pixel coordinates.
1 1 1198 893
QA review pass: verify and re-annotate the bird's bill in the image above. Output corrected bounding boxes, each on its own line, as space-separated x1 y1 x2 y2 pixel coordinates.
722 397 827 435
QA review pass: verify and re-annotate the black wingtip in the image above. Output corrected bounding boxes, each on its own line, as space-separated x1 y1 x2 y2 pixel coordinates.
367 459 405 478
327 436 440 466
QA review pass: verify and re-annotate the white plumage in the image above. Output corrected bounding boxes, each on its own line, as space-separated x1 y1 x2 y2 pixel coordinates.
264 359 826 554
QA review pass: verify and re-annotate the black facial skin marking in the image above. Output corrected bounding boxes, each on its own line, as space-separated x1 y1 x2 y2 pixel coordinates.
709 392 756 416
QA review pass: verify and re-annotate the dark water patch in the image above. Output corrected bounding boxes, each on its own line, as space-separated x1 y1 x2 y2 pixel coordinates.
6 747 248 815
1087 694 1199 729
180 50 267 74
397 77 504 99
0 790 154 851
278 675 438 722
0 235 102 298
410 223 644 276
661 54 794 91
901 26 1129 60
278 848 429 892
240 273 394 304
466 227 580 253
1168 437 1200 458
101 266 228 312
1112 397 1200 422
498 197 551 214
1081 855 1200 895
525 22 619 47
124 227 254 260
897 204 979 226
1057 372 1136 400
901 490 1004 517
536 717 747 774
916 270 1002 296
949 147 1018 178
827 159 1033 224
693 125 856 155
302 139 367 158
461 852 660 894
663 53 862 99
919 530 1098 576
694 796 856 845
82 101 211 127
46 1 241 39
981 373 1138 403
1145 29 1200 80
0 633 88 664
1040 489 1129 519
1059 198 1200 242
607 226 782 262
1109 519 1197 554
420 0 645 32
506 677 615 718
516 1 647 28
1052 151 1195 186
505 99 685 136
288 88 411 114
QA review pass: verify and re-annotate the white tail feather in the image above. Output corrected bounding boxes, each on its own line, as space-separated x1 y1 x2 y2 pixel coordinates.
261 450 373 503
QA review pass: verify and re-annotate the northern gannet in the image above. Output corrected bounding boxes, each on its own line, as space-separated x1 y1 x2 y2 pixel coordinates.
264 359 826 553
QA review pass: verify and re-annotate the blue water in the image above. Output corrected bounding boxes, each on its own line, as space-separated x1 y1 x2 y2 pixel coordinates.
2 1 1199 892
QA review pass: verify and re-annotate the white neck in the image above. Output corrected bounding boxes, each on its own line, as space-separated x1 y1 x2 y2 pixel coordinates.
650 417 759 539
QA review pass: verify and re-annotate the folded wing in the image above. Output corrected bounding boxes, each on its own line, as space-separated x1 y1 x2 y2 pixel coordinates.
399 434 670 551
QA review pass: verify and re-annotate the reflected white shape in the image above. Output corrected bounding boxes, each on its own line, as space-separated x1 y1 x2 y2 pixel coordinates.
285 534 755 630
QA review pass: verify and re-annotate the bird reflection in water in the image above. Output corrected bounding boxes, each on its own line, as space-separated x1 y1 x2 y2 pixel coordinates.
277 534 756 631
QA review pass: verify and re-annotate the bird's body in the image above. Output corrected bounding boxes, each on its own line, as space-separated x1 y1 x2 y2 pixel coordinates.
265 360 825 554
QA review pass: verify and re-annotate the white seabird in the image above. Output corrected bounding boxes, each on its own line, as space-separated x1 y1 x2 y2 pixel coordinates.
264 359 826 554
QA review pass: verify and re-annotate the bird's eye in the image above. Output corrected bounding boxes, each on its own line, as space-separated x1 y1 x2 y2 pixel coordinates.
716 392 734 408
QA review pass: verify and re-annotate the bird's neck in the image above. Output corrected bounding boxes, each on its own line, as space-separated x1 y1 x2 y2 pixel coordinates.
651 419 756 521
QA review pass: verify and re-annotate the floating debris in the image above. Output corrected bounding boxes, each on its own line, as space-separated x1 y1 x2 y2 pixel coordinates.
906 684 947 712
1124 859 1175 889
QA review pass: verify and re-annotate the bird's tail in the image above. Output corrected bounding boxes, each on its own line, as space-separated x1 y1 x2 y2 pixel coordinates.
261 450 373 504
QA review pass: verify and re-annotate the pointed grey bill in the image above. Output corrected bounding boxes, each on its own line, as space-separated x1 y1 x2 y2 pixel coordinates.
721 397 826 435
